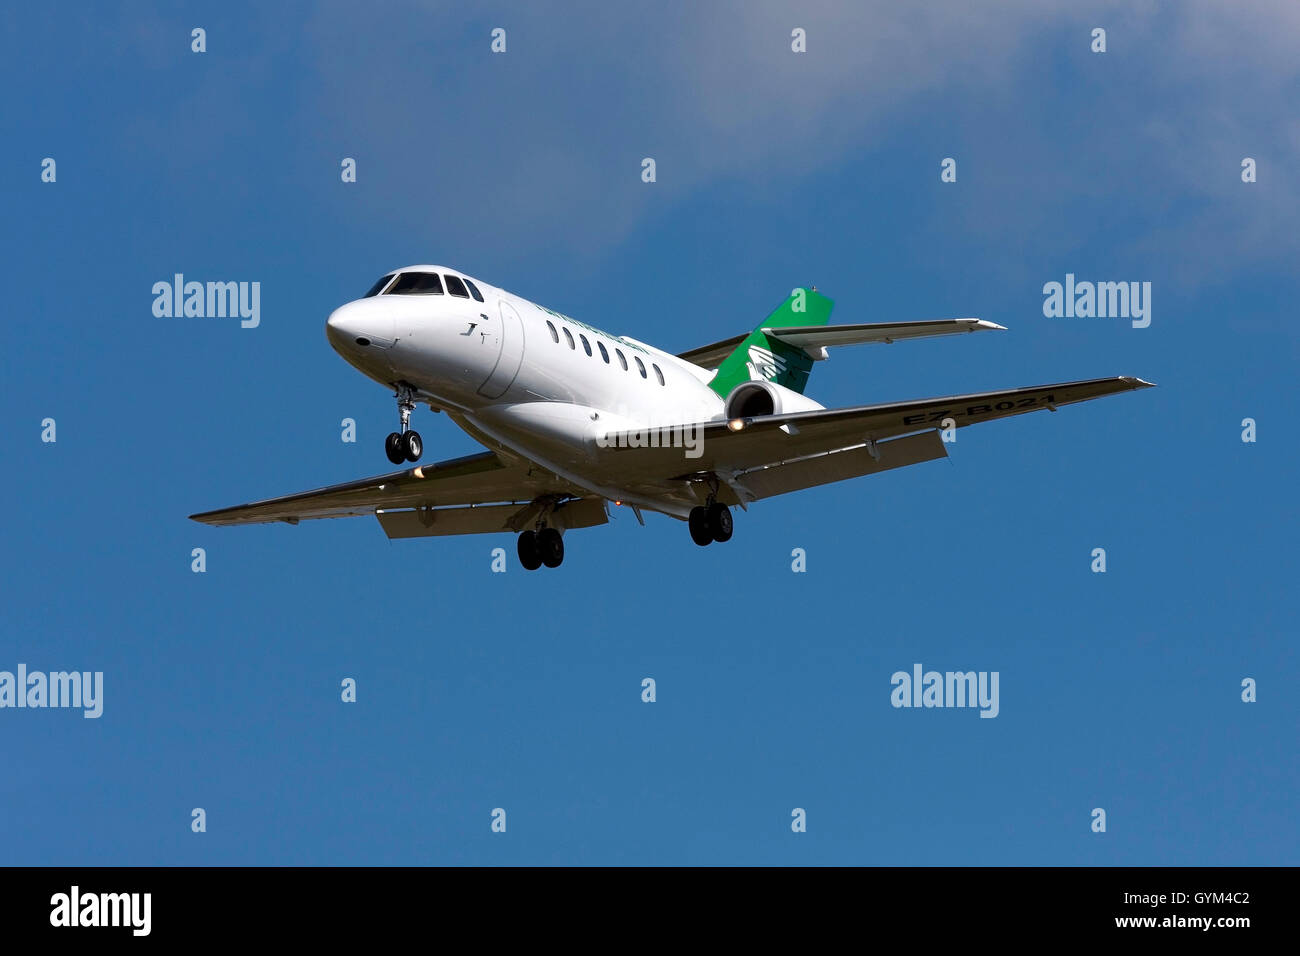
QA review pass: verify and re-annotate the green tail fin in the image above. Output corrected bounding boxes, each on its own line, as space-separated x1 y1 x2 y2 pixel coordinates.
708 287 834 396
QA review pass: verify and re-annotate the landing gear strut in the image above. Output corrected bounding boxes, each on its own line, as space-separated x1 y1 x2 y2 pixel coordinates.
385 385 423 465
517 526 564 570
689 500 733 546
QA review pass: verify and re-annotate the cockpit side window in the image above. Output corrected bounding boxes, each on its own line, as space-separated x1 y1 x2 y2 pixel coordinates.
364 274 395 297
386 272 444 295
463 278 485 302
444 275 470 298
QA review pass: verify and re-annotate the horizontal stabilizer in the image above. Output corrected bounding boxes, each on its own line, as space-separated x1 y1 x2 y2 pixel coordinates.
680 318 1003 369
766 318 1004 357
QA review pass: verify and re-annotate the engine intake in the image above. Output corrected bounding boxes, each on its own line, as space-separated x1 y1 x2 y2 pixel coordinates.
723 380 824 420
726 382 776 418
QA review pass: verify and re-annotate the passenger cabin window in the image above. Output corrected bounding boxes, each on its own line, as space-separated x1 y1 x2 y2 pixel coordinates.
597 341 610 363
464 278 484 302
579 334 592 356
444 275 470 298
615 349 628 370
364 274 395 297
386 272 444 295
563 327 575 349
547 320 559 343
653 363 665 385
634 356 647 378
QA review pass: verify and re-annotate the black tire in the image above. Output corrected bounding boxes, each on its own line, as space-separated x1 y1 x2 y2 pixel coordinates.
537 527 564 568
384 432 405 464
402 430 423 462
517 531 542 571
707 503 733 542
688 506 712 546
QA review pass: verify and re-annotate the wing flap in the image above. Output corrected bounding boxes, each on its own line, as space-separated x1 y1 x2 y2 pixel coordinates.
735 430 948 499
376 497 608 539
189 451 567 527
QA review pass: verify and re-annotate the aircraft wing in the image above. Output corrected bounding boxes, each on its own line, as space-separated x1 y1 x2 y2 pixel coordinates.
189 450 607 537
599 376 1155 499
678 319 1003 369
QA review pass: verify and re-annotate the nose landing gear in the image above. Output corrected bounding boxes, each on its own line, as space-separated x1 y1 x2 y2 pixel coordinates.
384 385 423 465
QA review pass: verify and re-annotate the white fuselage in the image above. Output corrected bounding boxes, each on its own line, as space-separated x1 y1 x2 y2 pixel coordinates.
324 265 749 515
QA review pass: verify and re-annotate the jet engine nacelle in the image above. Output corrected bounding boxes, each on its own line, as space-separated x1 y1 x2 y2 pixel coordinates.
723 380 825 420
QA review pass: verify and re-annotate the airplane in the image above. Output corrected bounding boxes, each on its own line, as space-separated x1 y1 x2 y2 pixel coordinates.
190 265 1154 569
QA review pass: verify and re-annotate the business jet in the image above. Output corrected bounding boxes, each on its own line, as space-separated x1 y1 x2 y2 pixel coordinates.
191 265 1153 569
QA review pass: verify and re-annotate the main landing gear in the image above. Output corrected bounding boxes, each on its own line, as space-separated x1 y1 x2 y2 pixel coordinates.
385 385 423 465
517 527 564 570
688 501 733 546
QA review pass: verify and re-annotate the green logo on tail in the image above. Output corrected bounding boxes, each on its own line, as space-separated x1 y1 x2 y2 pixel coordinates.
708 287 834 396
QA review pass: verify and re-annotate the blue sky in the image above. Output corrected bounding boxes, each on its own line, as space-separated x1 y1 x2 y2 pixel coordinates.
2 1 1296 865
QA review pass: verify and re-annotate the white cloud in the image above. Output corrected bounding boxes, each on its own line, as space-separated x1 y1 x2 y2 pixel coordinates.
152 0 1296 285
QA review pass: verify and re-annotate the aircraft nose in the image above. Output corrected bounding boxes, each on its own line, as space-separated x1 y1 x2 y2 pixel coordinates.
326 304 359 346
326 301 393 350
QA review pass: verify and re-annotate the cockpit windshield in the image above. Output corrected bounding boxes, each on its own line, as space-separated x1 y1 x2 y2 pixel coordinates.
363 274 395 297
386 272 445 295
